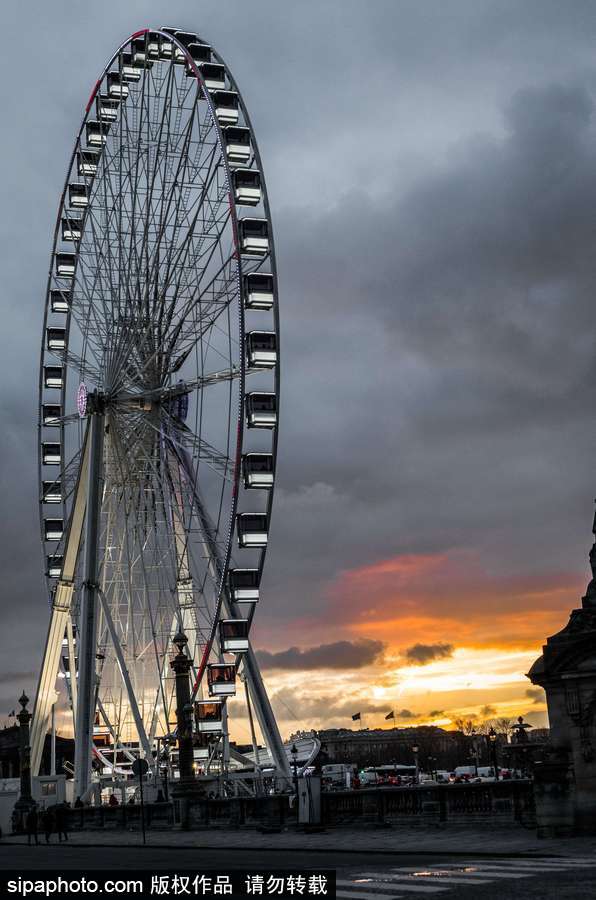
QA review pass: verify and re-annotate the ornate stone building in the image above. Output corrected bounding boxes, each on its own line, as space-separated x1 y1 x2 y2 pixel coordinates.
528 510 596 834
0 725 73 778
315 725 468 770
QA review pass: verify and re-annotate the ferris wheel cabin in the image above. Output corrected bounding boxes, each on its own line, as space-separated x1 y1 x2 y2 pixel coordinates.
61 218 82 242
46 555 63 579
46 327 66 351
198 63 226 91
242 453 274 489
223 127 252 165
96 96 120 122
207 663 236 697
77 150 99 177
246 392 277 428
86 121 109 147
50 291 69 314
210 91 239 126
68 184 89 208
41 443 61 466
233 169 262 206
44 366 64 389
120 53 143 82
228 568 260 603
244 273 274 310
246 331 277 368
185 42 212 73
42 405 61 427
107 73 129 99
195 700 223 733
55 254 75 278
219 619 250 653
131 37 148 65
44 518 63 542
42 480 62 504
236 513 268 547
239 218 269 256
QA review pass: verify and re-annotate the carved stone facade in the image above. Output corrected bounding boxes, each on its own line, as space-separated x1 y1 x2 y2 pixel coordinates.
528 512 596 834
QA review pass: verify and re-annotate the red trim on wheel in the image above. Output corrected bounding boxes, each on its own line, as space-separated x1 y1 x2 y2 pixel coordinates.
85 80 101 113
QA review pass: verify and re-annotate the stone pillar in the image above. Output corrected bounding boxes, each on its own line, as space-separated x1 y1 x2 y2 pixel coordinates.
532 748 575 837
12 692 36 832
528 510 596 834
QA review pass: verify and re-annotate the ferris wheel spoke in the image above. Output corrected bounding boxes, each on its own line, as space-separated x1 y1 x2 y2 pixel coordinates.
162 416 235 483
151 143 225 337
47 340 103 384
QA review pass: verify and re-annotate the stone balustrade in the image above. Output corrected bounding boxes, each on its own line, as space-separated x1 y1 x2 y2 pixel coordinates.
65 780 535 831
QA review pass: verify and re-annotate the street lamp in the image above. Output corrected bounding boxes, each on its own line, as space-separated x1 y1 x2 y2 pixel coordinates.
290 743 299 821
469 734 479 777
160 736 171 802
427 755 437 781
412 745 419 785
488 727 498 780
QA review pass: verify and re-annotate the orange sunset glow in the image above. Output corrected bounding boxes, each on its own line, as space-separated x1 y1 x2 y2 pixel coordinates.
251 548 590 740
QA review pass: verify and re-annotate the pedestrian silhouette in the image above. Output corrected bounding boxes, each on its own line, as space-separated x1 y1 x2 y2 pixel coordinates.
55 804 69 842
41 807 54 844
25 807 39 846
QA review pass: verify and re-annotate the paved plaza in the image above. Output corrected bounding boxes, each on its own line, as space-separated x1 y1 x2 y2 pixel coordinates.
3 824 596 858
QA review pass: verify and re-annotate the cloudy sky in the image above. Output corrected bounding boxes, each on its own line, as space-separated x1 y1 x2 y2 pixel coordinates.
2 1 596 743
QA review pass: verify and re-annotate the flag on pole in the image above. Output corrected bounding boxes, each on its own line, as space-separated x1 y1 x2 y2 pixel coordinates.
351 712 361 721
385 710 395 720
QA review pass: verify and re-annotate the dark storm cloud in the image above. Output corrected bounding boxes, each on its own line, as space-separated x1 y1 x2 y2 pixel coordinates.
403 643 454 666
526 688 546 704
395 709 416 719
263 73 596 628
1 0 596 707
255 638 385 671
0 672 37 685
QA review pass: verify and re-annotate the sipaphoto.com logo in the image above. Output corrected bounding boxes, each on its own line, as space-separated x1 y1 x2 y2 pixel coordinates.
6 875 143 896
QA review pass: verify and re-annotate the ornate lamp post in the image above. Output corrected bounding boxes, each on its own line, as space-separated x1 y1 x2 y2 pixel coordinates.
469 734 480 776
428 755 438 780
412 744 419 784
291 743 299 820
170 632 194 783
170 632 197 827
510 715 532 777
488 727 499 780
13 692 36 831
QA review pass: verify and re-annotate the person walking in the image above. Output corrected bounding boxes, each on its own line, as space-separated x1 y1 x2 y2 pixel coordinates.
41 807 54 844
55 804 68 843
25 806 39 846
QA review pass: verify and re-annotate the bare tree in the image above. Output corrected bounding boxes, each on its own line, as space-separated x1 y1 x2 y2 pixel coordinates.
453 717 477 735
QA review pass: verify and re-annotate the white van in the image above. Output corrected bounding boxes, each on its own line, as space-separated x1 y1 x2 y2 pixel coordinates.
321 763 354 789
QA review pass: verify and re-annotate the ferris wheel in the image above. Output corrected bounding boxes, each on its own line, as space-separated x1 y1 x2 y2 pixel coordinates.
30 26 288 798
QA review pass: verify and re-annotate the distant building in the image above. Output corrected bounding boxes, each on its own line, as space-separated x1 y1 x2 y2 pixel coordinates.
529 727 550 743
0 725 74 778
314 726 469 771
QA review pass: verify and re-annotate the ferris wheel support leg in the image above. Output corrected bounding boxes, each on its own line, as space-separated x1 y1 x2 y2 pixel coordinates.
31 423 91 776
241 645 291 779
74 408 105 801
97 588 152 759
